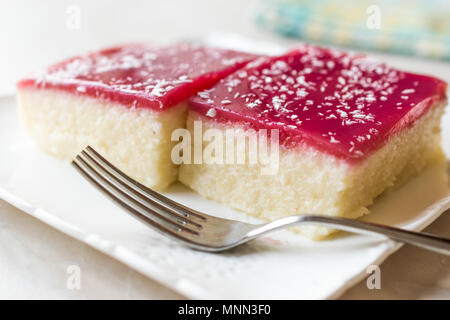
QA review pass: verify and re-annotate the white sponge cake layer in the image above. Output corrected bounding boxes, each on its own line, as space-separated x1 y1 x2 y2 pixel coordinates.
18 88 187 190
179 102 445 239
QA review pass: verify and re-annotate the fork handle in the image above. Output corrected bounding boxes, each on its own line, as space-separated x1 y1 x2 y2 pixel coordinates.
248 204 450 255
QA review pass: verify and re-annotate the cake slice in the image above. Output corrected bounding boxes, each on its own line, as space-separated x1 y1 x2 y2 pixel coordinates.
17 44 257 190
179 45 447 239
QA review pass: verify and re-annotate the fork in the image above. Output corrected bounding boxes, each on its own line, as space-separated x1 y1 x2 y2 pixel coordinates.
72 146 450 255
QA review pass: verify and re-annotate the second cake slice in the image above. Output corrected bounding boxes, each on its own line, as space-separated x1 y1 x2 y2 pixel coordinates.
180 45 447 239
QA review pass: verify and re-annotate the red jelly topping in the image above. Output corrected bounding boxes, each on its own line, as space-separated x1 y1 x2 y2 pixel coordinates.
17 44 257 110
190 45 447 161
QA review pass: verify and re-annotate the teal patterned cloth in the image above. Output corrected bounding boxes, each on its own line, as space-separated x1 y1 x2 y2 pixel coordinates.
257 0 450 60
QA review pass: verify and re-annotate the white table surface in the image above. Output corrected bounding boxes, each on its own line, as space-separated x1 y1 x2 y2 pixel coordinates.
0 0 449 299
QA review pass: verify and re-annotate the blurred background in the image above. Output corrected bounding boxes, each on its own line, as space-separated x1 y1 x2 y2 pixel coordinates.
1 0 450 95
0 0 261 95
258 0 450 59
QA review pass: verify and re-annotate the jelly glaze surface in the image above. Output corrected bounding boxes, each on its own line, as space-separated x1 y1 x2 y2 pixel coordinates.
17 44 257 110
190 45 447 161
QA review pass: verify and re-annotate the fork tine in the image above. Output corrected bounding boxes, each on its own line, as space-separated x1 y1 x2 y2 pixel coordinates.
79 150 202 230
85 146 206 221
72 154 199 237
